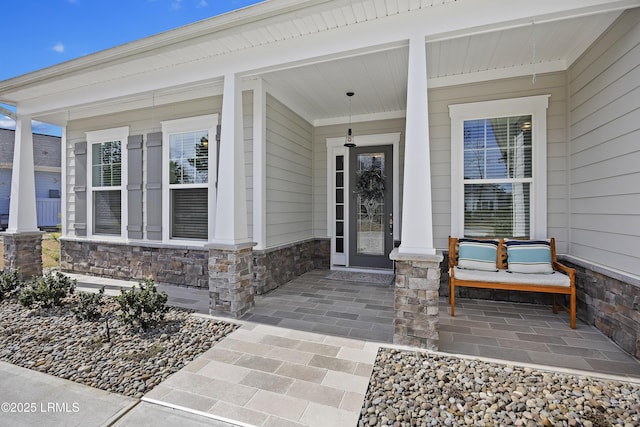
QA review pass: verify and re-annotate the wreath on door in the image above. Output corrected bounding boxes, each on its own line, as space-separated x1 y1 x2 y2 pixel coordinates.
355 166 385 201
355 165 386 225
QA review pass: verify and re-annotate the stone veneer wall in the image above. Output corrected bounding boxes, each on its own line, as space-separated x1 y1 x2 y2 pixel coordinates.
209 243 255 318
3 232 44 280
60 239 209 288
253 238 330 295
390 250 443 350
61 237 331 293
561 258 640 360
313 238 331 270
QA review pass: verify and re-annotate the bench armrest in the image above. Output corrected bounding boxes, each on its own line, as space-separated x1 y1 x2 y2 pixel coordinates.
448 236 458 269
553 261 575 283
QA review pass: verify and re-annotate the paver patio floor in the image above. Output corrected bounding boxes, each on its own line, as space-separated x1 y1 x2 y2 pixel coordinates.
236 270 640 380
67 270 640 426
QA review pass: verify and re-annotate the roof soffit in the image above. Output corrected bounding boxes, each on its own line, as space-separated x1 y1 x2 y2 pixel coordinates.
2 0 637 122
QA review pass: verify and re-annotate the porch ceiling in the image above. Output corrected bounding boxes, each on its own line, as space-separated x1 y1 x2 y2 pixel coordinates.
260 11 622 126
0 0 631 126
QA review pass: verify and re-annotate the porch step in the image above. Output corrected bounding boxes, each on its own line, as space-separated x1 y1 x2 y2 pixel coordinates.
66 273 210 314
66 273 138 297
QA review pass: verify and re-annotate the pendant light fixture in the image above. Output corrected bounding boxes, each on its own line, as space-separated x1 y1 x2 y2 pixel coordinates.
344 91 356 148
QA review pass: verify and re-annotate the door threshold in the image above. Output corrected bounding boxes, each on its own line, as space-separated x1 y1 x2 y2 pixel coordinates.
330 266 394 274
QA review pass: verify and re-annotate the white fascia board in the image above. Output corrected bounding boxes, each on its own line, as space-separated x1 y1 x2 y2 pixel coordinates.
0 0 326 91
39 81 225 125
0 106 16 120
17 0 636 117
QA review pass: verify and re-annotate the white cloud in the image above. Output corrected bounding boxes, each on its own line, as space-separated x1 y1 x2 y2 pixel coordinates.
0 117 15 130
52 42 65 53
197 0 208 7
171 0 183 10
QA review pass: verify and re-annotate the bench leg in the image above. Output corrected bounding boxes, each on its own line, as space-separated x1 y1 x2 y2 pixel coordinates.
450 279 455 317
552 295 558 314
570 289 576 329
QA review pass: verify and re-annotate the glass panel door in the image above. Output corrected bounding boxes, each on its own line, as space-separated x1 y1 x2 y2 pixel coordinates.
349 145 393 269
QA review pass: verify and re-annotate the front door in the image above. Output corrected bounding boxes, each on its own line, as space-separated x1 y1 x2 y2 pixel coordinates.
349 145 393 269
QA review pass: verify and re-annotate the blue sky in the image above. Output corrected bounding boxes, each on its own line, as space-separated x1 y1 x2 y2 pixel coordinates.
1 0 263 135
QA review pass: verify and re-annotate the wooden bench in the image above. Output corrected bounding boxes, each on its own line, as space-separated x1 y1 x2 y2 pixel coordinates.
448 237 576 329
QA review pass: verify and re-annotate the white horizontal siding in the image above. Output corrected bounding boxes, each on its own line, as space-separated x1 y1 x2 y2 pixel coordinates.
314 72 568 253
64 95 256 241
429 72 569 252
312 118 405 241
265 94 313 247
568 9 640 277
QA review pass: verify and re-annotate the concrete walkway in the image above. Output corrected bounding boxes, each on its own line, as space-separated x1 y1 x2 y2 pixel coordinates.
0 362 236 427
145 318 380 426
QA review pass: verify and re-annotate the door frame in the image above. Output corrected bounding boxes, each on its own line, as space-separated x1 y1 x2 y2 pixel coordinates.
326 132 400 268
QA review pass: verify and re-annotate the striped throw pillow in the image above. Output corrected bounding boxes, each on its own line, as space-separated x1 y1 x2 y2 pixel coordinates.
505 240 554 274
458 239 499 272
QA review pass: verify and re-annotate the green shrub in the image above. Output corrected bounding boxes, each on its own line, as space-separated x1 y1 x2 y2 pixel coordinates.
18 272 76 308
115 278 168 331
73 287 105 321
0 270 21 301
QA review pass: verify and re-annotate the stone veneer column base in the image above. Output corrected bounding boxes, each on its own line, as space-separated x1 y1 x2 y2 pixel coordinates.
209 242 256 318
390 248 443 350
3 231 44 280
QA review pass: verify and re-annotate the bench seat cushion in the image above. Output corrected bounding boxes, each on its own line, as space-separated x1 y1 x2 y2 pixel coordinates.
453 267 570 287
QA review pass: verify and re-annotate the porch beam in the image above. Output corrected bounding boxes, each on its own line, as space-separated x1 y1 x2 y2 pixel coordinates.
398 35 435 256
212 73 250 246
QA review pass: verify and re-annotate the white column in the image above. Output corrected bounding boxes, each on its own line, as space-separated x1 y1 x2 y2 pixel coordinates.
398 35 436 255
252 78 267 250
60 126 68 237
7 115 39 233
213 73 250 245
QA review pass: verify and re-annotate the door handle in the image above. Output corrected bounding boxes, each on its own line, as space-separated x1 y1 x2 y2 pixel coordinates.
389 214 393 236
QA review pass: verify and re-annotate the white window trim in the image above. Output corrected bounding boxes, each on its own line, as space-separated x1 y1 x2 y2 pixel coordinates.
86 126 129 240
161 114 218 245
449 95 549 239
326 132 400 268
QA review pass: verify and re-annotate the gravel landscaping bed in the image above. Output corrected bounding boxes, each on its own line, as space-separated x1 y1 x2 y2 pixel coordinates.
360 348 640 427
0 296 237 398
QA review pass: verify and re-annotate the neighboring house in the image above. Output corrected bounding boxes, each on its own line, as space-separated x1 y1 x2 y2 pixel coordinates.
0 128 61 230
0 0 638 356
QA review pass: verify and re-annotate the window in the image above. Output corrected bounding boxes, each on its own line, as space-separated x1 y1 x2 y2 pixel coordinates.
86 127 128 237
170 131 208 239
450 96 549 239
335 155 345 254
161 115 217 242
